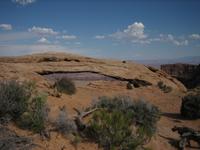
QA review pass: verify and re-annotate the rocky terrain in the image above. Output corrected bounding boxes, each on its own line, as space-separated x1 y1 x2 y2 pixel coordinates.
161 63 200 89
0 52 199 150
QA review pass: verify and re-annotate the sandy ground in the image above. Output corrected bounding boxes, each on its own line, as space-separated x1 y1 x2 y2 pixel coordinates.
7 79 199 150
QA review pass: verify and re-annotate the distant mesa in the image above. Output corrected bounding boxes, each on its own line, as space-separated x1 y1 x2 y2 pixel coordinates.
161 63 200 89
134 56 200 68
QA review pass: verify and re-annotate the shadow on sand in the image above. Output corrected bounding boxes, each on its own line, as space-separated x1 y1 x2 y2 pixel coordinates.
161 112 197 122
159 134 200 150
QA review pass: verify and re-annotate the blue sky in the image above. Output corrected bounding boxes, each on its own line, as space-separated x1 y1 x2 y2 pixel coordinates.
0 0 200 59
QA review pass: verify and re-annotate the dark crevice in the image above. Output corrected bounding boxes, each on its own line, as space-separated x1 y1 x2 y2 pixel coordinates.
37 71 152 88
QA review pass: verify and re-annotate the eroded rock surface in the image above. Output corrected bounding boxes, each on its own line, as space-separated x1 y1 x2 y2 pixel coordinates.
161 63 200 89
0 52 186 92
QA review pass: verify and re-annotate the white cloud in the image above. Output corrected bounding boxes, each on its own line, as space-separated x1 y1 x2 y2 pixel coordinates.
28 26 58 36
95 22 191 46
0 24 12 30
189 34 200 40
157 34 188 46
95 35 105 39
12 0 36 6
110 22 147 42
38 37 49 43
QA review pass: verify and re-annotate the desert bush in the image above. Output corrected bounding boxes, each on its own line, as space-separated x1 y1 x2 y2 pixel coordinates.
131 100 161 138
54 106 77 136
0 80 49 133
85 96 160 149
55 78 76 95
181 94 200 119
157 81 172 93
17 94 49 133
85 109 142 150
91 96 160 126
91 96 134 111
0 80 33 120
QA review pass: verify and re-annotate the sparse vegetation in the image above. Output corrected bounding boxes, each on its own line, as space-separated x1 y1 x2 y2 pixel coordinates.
0 80 33 121
0 80 49 133
85 109 140 149
17 94 49 133
55 78 76 95
181 94 200 119
157 81 172 93
83 96 160 149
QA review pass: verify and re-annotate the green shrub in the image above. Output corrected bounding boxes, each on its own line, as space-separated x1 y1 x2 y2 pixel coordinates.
157 81 172 93
85 96 160 149
91 96 134 111
0 80 49 133
55 78 76 95
17 94 49 133
181 94 200 119
0 80 33 120
85 109 142 149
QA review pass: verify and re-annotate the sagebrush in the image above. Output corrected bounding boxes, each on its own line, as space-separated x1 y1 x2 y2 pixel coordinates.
0 80 49 133
0 80 33 120
84 96 160 149
18 94 49 133
55 78 76 95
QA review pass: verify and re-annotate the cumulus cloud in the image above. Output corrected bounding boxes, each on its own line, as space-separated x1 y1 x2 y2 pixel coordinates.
189 34 200 40
110 22 147 42
12 0 36 6
0 24 12 30
38 37 49 43
95 35 105 39
94 21 190 46
28 26 58 36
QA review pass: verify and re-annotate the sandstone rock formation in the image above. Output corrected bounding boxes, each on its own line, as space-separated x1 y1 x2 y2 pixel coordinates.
161 63 200 89
0 52 186 92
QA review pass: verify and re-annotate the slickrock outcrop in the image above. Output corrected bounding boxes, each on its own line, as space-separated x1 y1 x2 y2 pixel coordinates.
0 52 186 92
